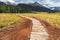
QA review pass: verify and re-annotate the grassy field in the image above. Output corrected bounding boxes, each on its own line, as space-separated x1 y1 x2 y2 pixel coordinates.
0 14 24 28
0 12 60 28
20 12 60 25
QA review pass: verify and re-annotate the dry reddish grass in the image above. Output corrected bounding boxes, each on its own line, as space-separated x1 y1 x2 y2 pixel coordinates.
15 26 32 40
0 16 32 40
14 16 32 40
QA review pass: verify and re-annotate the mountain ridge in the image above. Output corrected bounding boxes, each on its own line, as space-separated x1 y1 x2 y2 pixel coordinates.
0 1 52 13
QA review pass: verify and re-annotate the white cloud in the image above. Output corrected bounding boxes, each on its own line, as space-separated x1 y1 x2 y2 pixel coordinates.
49 2 60 7
15 0 34 4
41 0 60 7
0 0 15 3
0 0 60 7
7 0 15 3
0 0 6 2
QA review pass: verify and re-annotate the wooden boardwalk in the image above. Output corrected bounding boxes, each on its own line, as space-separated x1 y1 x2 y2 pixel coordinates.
29 18 49 40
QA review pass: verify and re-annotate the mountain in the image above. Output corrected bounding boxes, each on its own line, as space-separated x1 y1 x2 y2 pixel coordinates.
6 1 15 5
0 1 15 6
16 2 51 12
50 7 60 10
0 0 15 5
31 2 42 6
0 1 51 13
0 1 6 5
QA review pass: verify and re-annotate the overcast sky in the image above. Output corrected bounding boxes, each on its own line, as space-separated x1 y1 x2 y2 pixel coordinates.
0 0 60 7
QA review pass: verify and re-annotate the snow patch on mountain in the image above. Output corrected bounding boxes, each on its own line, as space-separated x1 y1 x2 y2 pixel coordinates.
0 0 15 5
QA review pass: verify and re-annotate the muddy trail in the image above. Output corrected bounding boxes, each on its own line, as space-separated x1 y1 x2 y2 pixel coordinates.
19 15 60 40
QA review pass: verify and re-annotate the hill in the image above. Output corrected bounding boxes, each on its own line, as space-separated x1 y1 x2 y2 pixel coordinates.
0 1 51 13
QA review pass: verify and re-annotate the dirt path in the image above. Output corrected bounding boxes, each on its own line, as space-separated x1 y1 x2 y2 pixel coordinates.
29 18 49 40
18 15 49 40
17 15 60 40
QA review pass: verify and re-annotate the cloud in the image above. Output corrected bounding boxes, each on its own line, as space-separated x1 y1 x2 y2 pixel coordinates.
15 0 34 3
52 0 60 2
0 0 15 3
7 0 15 3
0 0 7 2
40 0 60 7
0 0 60 7
48 2 60 7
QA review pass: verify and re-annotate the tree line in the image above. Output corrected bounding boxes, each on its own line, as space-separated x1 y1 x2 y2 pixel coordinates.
0 3 33 13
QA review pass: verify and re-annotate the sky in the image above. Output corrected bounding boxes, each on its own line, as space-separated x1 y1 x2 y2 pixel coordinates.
0 0 60 7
